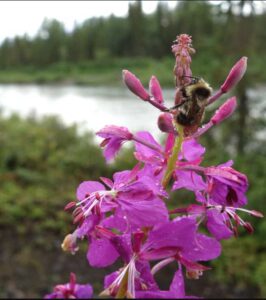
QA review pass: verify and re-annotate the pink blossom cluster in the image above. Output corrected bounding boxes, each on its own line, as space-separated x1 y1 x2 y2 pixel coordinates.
45 34 262 299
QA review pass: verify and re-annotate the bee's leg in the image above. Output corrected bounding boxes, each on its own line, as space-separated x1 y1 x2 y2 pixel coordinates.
168 101 186 111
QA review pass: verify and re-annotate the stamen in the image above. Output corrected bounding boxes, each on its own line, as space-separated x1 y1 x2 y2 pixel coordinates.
151 257 175 275
127 259 137 298
77 193 94 206
64 201 77 211
83 199 99 217
100 138 110 148
72 207 83 217
229 207 264 218
243 222 254 234
73 213 85 225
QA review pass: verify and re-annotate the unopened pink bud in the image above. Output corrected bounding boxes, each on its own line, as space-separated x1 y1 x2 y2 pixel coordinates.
61 233 79 254
221 57 247 93
149 76 163 104
157 113 175 133
211 97 237 125
123 70 150 101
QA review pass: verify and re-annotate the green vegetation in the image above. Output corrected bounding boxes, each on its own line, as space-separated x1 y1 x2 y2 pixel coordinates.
0 54 265 88
0 112 107 234
0 57 173 86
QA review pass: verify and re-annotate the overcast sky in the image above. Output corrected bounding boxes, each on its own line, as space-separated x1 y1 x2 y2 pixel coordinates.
0 1 177 42
1 1 264 42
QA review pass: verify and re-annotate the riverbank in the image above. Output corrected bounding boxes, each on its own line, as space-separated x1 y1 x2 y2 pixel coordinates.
0 57 173 86
1 55 260 87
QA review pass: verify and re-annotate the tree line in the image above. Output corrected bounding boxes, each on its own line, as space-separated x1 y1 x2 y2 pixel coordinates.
0 1 265 68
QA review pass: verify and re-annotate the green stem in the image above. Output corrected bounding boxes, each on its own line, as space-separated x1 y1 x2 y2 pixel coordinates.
162 124 184 188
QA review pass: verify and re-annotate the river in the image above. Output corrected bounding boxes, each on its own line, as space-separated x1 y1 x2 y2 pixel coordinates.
0 84 177 140
0 84 265 139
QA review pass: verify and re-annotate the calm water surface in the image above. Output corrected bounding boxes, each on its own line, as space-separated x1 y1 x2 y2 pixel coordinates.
0 84 265 140
0 84 176 139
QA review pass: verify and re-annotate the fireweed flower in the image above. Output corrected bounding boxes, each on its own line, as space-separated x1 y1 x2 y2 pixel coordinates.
204 161 248 207
174 160 248 207
172 160 263 239
63 167 168 267
171 159 247 204
44 273 93 299
66 166 168 230
178 202 263 241
101 217 220 298
97 124 166 162
97 125 133 162
45 33 263 299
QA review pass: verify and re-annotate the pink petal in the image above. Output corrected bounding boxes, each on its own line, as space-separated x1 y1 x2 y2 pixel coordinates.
76 181 105 200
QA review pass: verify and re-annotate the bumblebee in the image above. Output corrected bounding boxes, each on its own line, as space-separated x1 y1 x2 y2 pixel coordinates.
169 77 212 131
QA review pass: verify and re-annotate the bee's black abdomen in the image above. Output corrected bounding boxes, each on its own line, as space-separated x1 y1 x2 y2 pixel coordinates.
176 112 195 126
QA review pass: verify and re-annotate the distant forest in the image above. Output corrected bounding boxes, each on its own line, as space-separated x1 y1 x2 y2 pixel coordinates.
0 0 265 68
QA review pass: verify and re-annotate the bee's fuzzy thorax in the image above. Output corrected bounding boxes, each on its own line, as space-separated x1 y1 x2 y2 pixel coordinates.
185 79 212 98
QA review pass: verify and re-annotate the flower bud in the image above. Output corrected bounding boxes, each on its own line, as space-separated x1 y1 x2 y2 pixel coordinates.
149 76 163 104
61 233 79 254
123 70 150 101
157 113 175 133
221 57 247 93
211 97 237 125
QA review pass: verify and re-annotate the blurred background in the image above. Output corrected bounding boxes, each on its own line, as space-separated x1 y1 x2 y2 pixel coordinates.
0 0 265 298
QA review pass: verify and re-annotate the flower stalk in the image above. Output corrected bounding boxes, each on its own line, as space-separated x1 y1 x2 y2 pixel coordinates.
162 123 184 188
